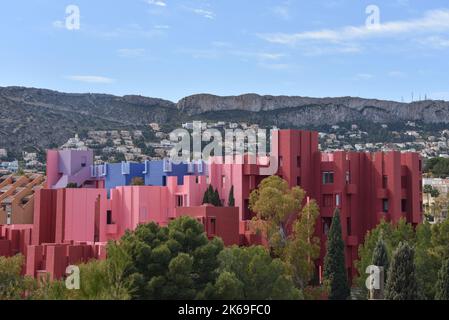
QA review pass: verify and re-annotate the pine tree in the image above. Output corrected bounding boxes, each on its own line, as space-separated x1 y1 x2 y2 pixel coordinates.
202 187 210 204
323 208 350 300
372 235 389 283
202 185 214 205
214 188 222 207
435 258 449 300
228 186 235 207
385 242 420 300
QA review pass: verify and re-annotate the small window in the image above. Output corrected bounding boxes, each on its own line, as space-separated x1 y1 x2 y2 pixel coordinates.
419 160 422 172
195 176 199 184
107 210 113 225
297 176 301 186
336 194 341 207
322 172 334 184
209 218 216 236
401 199 407 212
297 156 301 168
382 199 389 213
347 217 352 236
323 218 332 235
176 195 184 207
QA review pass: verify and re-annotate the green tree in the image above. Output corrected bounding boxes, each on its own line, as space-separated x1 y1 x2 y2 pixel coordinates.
131 177 144 186
119 216 224 299
66 182 78 188
385 242 420 300
0 255 35 300
284 199 320 290
415 221 440 299
249 176 305 257
214 188 222 207
202 185 214 205
205 246 302 300
372 235 389 284
228 186 235 207
435 258 449 300
354 218 416 298
323 209 350 300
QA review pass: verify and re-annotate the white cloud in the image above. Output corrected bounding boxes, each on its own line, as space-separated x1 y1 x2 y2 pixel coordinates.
192 8 215 19
65 75 115 84
258 9 449 45
418 35 449 48
146 0 167 7
117 48 146 58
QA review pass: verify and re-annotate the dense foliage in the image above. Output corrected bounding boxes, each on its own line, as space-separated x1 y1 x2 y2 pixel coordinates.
323 209 350 300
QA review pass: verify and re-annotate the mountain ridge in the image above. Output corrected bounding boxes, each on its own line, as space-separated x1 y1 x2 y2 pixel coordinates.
1 86 449 158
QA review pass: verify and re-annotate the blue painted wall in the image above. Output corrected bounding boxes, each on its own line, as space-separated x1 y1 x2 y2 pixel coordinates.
143 160 206 186
104 162 145 195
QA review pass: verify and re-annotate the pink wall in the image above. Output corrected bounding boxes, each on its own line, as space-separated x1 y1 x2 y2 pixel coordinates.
63 189 107 243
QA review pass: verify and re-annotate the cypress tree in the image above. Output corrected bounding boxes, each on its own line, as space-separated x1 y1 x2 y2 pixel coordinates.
323 208 350 300
202 185 214 205
435 258 449 300
372 235 389 283
214 188 222 207
228 186 235 207
385 242 420 300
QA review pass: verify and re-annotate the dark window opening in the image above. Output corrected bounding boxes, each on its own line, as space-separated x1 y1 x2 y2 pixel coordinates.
322 172 334 184
402 199 407 212
107 210 113 225
297 156 301 168
209 217 216 236
382 199 389 213
176 195 184 207
347 217 352 236
297 176 301 186
323 218 332 235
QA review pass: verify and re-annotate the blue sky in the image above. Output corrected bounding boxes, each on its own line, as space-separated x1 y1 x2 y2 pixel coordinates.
0 0 448 102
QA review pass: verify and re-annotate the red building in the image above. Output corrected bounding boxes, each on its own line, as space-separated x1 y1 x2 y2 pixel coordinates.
273 130 422 278
1 129 423 281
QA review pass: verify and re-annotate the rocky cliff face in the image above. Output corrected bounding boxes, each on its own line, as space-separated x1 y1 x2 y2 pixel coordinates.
1 86 449 157
177 93 449 125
